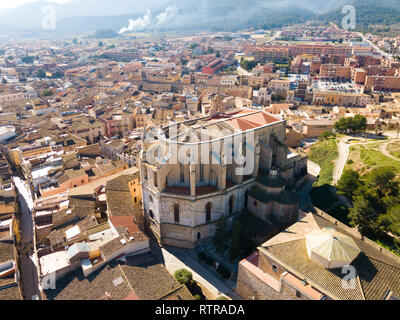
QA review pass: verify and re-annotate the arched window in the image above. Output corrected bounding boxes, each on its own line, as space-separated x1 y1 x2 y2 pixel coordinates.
149 210 154 219
174 204 180 223
197 232 201 240
229 195 234 214
205 202 211 222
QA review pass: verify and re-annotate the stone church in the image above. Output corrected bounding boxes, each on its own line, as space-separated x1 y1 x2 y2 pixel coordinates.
139 109 307 248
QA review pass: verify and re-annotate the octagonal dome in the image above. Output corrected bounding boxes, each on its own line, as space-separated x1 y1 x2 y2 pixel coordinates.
305 227 361 269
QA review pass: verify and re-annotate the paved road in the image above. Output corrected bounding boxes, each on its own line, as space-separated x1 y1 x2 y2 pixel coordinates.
333 139 349 185
152 242 242 300
13 177 40 300
358 32 393 61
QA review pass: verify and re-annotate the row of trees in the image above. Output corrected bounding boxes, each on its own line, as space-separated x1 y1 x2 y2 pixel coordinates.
337 167 400 248
334 115 367 134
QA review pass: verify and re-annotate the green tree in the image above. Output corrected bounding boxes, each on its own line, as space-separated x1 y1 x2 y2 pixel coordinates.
348 195 379 236
240 59 258 71
366 167 398 195
36 69 46 78
72 38 78 44
1 78 7 84
213 215 227 253
337 169 360 199
334 116 367 133
98 41 103 47
229 221 241 261
41 89 53 97
174 269 193 287
352 115 367 132
21 56 34 64
379 205 400 237
320 131 336 140
240 223 254 258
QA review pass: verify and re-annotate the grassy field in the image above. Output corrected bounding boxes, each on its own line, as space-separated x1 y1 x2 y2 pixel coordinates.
308 138 338 187
387 141 400 160
345 142 400 175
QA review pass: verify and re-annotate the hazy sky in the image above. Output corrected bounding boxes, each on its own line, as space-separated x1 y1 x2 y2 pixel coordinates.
0 0 73 9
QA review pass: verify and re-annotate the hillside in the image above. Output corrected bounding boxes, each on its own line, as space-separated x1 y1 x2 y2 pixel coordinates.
317 0 400 33
0 0 399 37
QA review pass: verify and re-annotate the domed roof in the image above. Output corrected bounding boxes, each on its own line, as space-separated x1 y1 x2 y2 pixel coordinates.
305 227 361 269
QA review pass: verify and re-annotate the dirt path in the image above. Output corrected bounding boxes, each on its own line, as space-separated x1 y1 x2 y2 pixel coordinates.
380 140 400 162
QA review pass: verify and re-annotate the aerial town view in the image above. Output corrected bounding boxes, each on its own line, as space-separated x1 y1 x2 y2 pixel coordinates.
0 0 399 309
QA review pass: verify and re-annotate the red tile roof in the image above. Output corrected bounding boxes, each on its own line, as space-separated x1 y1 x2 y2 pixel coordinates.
109 216 140 234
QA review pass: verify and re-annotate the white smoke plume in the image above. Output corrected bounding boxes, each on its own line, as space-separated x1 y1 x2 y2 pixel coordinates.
119 10 152 34
156 5 178 25
119 5 178 34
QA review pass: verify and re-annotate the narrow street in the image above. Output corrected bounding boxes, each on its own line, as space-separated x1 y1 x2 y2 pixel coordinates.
150 240 242 300
13 176 40 300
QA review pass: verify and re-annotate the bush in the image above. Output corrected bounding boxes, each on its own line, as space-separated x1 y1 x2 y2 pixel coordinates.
174 269 193 286
204 255 215 266
216 296 228 300
194 294 202 300
198 251 206 261
320 131 336 140
216 264 231 279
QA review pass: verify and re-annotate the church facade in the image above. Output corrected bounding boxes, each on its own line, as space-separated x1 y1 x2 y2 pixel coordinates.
139 109 307 248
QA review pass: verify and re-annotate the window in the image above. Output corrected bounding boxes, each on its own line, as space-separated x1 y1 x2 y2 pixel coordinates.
254 201 257 207
134 197 137 203
229 195 234 214
149 210 154 219
205 202 211 222
199 164 204 182
272 265 277 273
153 172 158 187
180 165 184 183
296 290 302 299
174 204 180 223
